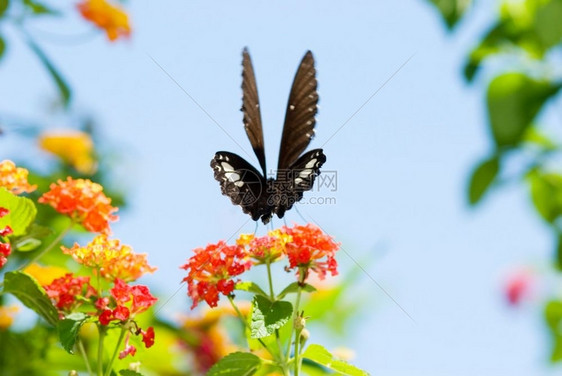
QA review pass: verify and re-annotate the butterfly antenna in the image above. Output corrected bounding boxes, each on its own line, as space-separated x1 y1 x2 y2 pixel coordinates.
253 221 258 236
283 215 288 227
294 204 308 224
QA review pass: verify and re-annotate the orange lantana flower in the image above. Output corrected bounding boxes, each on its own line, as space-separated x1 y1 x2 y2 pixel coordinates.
63 235 156 282
0 160 37 194
77 0 131 41
38 177 118 234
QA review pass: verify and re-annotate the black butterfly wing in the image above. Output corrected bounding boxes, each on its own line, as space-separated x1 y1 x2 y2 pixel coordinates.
241 48 267 176
273 148 326 218
277 51 319 172
210 151 271 221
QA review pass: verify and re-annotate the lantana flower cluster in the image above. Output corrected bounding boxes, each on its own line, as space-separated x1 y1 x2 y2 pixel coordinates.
39 177 118 234
0 160 37 194
182 224 340 308
63 235 156 282
43 234 158 358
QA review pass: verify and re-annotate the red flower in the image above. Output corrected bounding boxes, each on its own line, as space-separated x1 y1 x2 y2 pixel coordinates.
100 279 157 325
181 241 251 308
140 326 155 348
0 208 12 269
130 285 158 314
99 309 113 325
282 224 340 282
0 242 11 269
43 273 96 313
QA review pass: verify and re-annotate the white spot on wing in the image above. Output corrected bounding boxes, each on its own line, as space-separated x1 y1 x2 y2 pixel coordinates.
221 162 235 171
305 159 317 169
225 172 240 182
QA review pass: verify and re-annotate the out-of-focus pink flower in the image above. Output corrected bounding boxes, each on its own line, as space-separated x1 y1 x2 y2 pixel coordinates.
504 268 535 306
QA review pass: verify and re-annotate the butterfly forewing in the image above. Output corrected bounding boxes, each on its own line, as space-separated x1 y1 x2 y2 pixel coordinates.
211 152 271 221
241 48 267 176
277 51 319 172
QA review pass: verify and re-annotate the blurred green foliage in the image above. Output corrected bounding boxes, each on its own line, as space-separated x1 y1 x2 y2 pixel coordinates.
427 0 562 363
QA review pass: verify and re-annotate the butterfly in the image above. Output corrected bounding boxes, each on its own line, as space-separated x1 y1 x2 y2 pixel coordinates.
211 48 326 224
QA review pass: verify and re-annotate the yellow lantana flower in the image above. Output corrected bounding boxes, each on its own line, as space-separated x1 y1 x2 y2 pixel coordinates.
0 305 19 330
24 263 68 286
39 130 97 175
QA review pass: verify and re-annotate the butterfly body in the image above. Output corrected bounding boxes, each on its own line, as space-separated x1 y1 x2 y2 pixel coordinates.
211 49 326 224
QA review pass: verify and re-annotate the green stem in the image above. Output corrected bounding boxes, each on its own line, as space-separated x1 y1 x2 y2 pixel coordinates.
227 295 276 360
18 219 73 271
266 260 275 298
266 261 288 375
285 279 304 360
104 326 127 376
97 324 106 376
77 338 93 376
294 327 301 376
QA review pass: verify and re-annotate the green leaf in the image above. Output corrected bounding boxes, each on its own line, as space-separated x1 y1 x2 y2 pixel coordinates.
13 224 52 252
0 0 8 17
277 282 317 300
545 300 562 361
235 281 270 299
487 73 561 147
468 155 500 205
556 233 562 270
207 352 262 376
119 370 144 376
26 37 71 108
302 344 369 376
523 127 558 151
58 312 88 354
0 35 5 60
23 0 58 15
3 271 58 326
250 295 292 339
0 188 37 236
427 0 472 29
528 171 562 223
533 0 562 51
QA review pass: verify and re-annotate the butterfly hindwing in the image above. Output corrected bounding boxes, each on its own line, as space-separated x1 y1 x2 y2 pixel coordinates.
277 51 319 171
273 148 326 218
210 152 271 221
241 48 267 176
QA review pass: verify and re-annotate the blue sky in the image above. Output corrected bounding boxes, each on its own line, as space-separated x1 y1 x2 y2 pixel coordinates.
1 0 560 374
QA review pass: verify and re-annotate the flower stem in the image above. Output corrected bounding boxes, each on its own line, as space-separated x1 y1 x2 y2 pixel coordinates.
227 295 276 360
266 260 289 375
104 326 127 376
285 274 304 361
266 260 275 298
294 327 301 376
77 338 93 376
18 219 74 271
97 324 106 376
